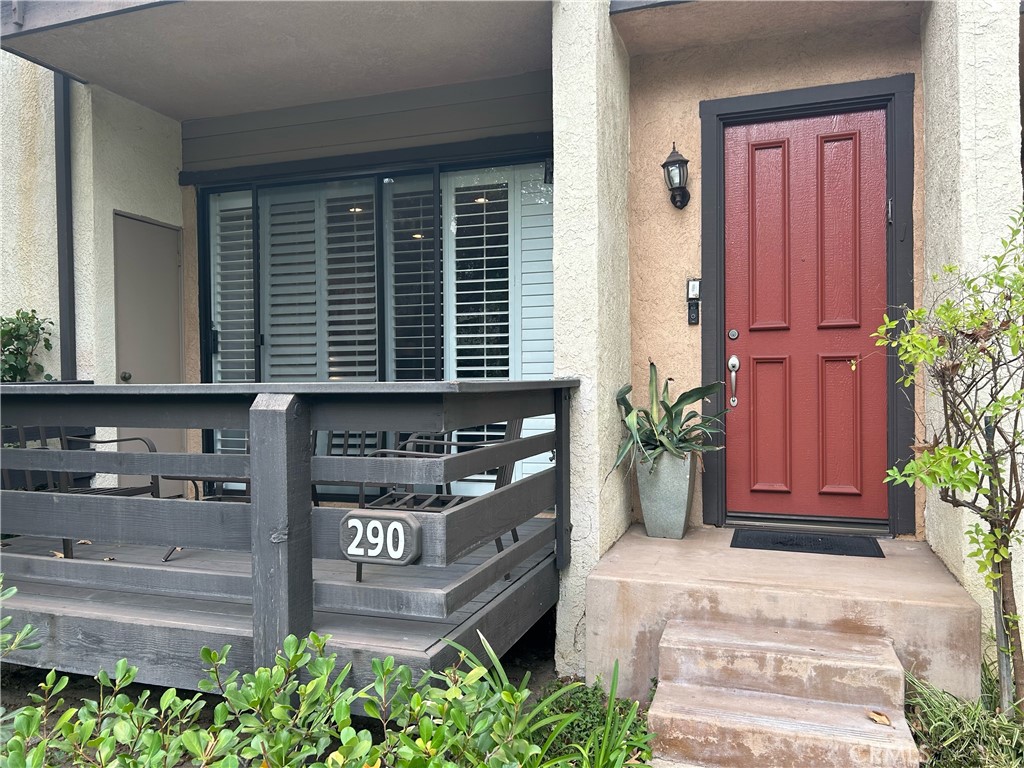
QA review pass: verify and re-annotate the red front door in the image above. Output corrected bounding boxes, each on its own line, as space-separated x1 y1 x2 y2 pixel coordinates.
724 110 888 521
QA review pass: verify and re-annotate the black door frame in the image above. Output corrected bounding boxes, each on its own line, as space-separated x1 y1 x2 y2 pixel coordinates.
698 74 916 535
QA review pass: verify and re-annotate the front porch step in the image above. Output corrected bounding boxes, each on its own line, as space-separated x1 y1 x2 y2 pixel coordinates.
648 682 920 768
659 618 905 710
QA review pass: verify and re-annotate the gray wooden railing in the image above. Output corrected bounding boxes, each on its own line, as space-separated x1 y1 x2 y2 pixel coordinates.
0 380 576 666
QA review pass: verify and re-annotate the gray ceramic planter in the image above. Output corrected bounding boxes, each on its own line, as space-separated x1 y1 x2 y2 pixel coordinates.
636 452 697 539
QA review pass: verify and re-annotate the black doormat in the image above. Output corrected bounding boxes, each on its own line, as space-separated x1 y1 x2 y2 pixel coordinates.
730 529 884 558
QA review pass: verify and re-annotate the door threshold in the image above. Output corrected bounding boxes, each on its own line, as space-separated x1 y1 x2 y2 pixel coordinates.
725 514 891 538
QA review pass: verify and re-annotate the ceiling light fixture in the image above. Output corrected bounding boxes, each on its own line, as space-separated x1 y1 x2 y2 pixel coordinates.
349 207 363 213
412 233 424 239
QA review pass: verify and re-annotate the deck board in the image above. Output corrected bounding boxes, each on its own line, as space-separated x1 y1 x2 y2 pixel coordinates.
1 519 558 693
2 516 553 619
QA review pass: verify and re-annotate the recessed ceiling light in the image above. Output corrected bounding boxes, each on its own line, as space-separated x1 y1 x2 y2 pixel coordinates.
412 233 424 239
349 207 363 213
474 197 488 204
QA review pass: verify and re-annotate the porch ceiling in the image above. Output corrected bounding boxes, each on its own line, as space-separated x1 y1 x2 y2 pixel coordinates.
1 0 552 121
612 0 924 56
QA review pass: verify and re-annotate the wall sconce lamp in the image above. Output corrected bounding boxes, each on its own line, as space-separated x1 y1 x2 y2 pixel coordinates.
662 143 690 209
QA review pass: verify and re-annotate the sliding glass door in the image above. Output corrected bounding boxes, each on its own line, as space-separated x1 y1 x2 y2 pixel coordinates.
206 162 553 481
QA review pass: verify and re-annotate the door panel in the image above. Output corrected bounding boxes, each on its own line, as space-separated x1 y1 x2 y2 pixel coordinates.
114 214 185 497
724 110 888 521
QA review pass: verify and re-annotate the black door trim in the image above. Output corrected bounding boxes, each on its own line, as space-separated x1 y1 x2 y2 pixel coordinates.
699 74 916 536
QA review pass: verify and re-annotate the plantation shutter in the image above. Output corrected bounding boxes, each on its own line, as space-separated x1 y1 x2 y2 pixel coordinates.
260 180 378 382
209 190 256 455
442 163 554 485
385 174 440 381
261 188 321 381
325 187 378 381
443 169 512 380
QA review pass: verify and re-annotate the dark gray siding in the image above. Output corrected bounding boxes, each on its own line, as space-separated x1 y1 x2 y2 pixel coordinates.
181 71 552 173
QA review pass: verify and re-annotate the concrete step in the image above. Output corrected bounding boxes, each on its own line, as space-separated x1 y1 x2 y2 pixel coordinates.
649 682 921 768
586 527 982 703
659 618 905 709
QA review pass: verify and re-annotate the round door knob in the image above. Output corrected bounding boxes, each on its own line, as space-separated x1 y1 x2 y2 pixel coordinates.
120 370 132 382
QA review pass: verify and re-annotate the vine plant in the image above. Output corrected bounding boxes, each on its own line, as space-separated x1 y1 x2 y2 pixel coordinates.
875 209 1024 711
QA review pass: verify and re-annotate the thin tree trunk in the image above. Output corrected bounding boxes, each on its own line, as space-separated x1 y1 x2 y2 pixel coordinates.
994 580 1015 713
998 556 1024 710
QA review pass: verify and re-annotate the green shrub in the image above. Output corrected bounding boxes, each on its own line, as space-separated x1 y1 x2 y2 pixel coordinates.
0 632 651 768
0 309 54 382
535 670 651 767
0 577 40 659
906 669 1024 767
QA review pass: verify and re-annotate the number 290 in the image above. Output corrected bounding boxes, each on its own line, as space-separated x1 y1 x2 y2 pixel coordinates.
346 518 406 560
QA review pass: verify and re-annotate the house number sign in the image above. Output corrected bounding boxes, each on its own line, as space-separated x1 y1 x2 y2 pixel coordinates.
339 510 422 565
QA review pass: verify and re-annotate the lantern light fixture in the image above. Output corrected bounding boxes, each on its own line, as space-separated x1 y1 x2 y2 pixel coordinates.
662 143 690 209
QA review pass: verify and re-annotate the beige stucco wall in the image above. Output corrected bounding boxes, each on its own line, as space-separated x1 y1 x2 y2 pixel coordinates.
0 51 61 378
627 16 925 532
920 0 1023 637
551 0 632 676
71 83 183 384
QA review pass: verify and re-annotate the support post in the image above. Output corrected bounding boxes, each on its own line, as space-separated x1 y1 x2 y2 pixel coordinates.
554 387 572 570
249 393 312 668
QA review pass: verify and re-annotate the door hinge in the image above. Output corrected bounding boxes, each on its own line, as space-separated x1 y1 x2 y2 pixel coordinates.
887 198 893 225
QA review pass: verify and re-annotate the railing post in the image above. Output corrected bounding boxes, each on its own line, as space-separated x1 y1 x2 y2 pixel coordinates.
249 393 312 668
554 387 572 569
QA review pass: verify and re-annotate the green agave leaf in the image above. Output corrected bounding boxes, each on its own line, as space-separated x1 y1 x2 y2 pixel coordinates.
673 381 724 409
648 360 659 417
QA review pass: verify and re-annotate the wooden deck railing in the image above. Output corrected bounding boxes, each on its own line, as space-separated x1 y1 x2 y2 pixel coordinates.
0 381 576 666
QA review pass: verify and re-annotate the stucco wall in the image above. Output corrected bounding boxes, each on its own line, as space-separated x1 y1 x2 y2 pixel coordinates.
627 16 925 531
551 0 632 676
71 84 183 384
920 0 1023 635
0 51 61 378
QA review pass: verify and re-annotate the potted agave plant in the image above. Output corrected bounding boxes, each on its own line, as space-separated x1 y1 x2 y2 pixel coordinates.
613 360 724 539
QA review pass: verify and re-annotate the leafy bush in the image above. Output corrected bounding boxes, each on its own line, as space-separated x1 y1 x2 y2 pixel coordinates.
875 210 1024 705
0 577 40 659
906 669 1024 767
0 309 54 382
535 673 650 764
0 632 651 768
535 668 650 768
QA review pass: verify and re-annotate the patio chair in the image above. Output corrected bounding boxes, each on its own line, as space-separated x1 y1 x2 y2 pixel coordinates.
1 426 159 559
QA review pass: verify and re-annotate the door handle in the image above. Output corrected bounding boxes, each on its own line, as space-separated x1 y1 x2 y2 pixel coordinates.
727 355 740 407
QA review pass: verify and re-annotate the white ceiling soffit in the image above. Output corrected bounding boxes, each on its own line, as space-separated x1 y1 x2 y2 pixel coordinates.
5 0 553 121
612 1 925 56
